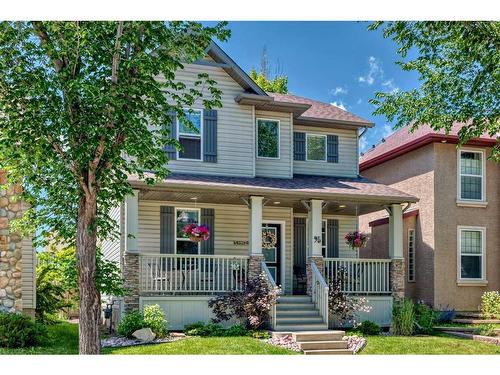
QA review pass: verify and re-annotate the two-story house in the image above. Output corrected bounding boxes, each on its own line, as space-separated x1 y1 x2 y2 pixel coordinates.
359 124 499 312
103 42 417 331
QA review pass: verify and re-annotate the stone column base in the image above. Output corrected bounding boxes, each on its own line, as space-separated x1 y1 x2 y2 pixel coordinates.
390 258 405 301
306 256 325 296
248 254 265 279
123 252 140 312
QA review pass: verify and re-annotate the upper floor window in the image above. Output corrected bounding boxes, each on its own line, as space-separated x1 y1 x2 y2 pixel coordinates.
257 119 280 159
458 149 484 201
178 109 202 160
458 226 485 281
306 134 327 161
175 208 200 254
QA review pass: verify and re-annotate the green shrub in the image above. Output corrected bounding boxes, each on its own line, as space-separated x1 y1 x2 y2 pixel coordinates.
117 311 146 338
0 312 48 348
358 320 381 335
184 322 253 337
224 324 248 337
143 304 169 338
249 330 270 339
415 302 436 334
475 324 497 337
184 321 205 332
480 291 500 319
392 299 416 336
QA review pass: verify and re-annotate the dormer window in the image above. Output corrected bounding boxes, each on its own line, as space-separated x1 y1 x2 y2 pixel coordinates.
256 118 280 159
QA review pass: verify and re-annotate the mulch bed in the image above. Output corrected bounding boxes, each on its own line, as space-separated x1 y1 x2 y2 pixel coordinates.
101 332 186 348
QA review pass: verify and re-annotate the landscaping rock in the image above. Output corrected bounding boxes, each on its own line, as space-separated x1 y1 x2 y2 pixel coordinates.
132 327 156 342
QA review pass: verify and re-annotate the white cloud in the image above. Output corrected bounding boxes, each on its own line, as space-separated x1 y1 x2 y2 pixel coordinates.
382 123 393 137
331 86 348 96
382 79 399 93
358 56 383 86
356 98 362 105
330 101 347 111
359 135 369 152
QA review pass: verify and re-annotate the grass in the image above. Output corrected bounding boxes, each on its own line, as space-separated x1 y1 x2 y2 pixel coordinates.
436 322 500 328
3 322 500 355
103 336 298 355
0 321 79 355
359 333 500 355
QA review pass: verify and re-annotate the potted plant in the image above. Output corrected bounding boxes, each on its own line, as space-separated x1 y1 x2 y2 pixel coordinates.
182 223 210 242
344 231 368 250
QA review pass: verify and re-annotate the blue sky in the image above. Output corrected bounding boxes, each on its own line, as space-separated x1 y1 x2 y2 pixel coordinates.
216 21 421 153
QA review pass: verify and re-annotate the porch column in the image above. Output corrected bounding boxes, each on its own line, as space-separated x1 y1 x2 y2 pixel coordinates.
306 199 325 295
248 196 264 279
123 189 140 312
388 203 405 301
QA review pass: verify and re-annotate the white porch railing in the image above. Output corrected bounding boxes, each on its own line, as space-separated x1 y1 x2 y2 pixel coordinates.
311 262 329 327
261 261 278 330
139 254 249 293
324 258 391 294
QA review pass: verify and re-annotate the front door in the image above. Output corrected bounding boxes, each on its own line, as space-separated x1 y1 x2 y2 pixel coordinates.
262 223 281 285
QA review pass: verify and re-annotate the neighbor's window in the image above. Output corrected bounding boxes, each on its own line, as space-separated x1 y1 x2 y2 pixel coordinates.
407 229 416 282
458 227 485 280
176 208 200 254
178 109 202 160
306 134 327 161
459 150 484 201
257 119 280 158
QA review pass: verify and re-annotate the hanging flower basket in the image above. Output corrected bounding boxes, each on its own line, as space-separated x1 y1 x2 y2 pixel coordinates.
182 224 210 242
344 231 368 250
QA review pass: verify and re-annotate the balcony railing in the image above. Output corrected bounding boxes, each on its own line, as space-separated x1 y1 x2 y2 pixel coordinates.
324 258 391 294
139 254 249 294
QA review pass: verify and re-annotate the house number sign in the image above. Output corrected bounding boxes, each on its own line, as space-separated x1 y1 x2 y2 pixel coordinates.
233 240 249 246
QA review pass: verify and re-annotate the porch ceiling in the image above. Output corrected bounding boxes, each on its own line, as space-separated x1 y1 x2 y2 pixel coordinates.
134 173 417 215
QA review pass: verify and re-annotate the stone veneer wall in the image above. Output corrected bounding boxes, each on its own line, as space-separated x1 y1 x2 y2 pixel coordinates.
0 171 24 313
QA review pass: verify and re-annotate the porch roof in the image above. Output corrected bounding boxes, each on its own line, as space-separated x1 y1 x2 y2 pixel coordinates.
130 173 418 208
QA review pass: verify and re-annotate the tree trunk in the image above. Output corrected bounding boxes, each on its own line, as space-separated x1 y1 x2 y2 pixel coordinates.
76 193 101 354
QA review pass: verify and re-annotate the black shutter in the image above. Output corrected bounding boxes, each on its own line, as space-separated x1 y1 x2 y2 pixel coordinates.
164 112 177 160
160 206 175 254
327 219 339 258
203 109 217 163
327 134 339 163
293 132 306 161
200 208 215 255
293 217 307 269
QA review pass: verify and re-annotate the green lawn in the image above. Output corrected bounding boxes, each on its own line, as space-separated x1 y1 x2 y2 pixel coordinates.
360 333 500 355
3 322 500 355
103 336 298 355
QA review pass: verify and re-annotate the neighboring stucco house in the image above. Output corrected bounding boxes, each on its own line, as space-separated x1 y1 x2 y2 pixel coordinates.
0 170 36 317
103 42 418 330
359 124 499 312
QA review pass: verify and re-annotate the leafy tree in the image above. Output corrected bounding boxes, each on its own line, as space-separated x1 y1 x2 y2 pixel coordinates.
0 21 229 353
250 68 288 93
369 21 500 161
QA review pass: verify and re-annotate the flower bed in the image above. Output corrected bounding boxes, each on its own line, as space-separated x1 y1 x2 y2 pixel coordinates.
101 333 185 348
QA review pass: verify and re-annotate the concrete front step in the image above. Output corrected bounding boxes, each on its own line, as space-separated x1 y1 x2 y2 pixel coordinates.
276 324 329 331
276 303 316 310
277 310 320 318
278 295 312 303
452 318 500 324
293 331 345 342
276 316 325 325
303 349 353 355
298 340 348 350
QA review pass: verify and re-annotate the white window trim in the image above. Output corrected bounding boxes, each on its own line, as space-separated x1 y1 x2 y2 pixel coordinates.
174 207 201 254
177 109 203 161
457 148 486 204
407 228 416 283
306 133 327 162
457 226 486 283
256 118 281 160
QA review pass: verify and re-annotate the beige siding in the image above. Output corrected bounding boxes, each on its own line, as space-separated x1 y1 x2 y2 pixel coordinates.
101 205 122 264
255 110 292 178
21 237 36 309
156 63 255 177
137 200 294 293
293 125 358 177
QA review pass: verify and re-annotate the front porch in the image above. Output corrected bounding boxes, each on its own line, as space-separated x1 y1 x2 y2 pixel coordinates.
121 173 416 329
